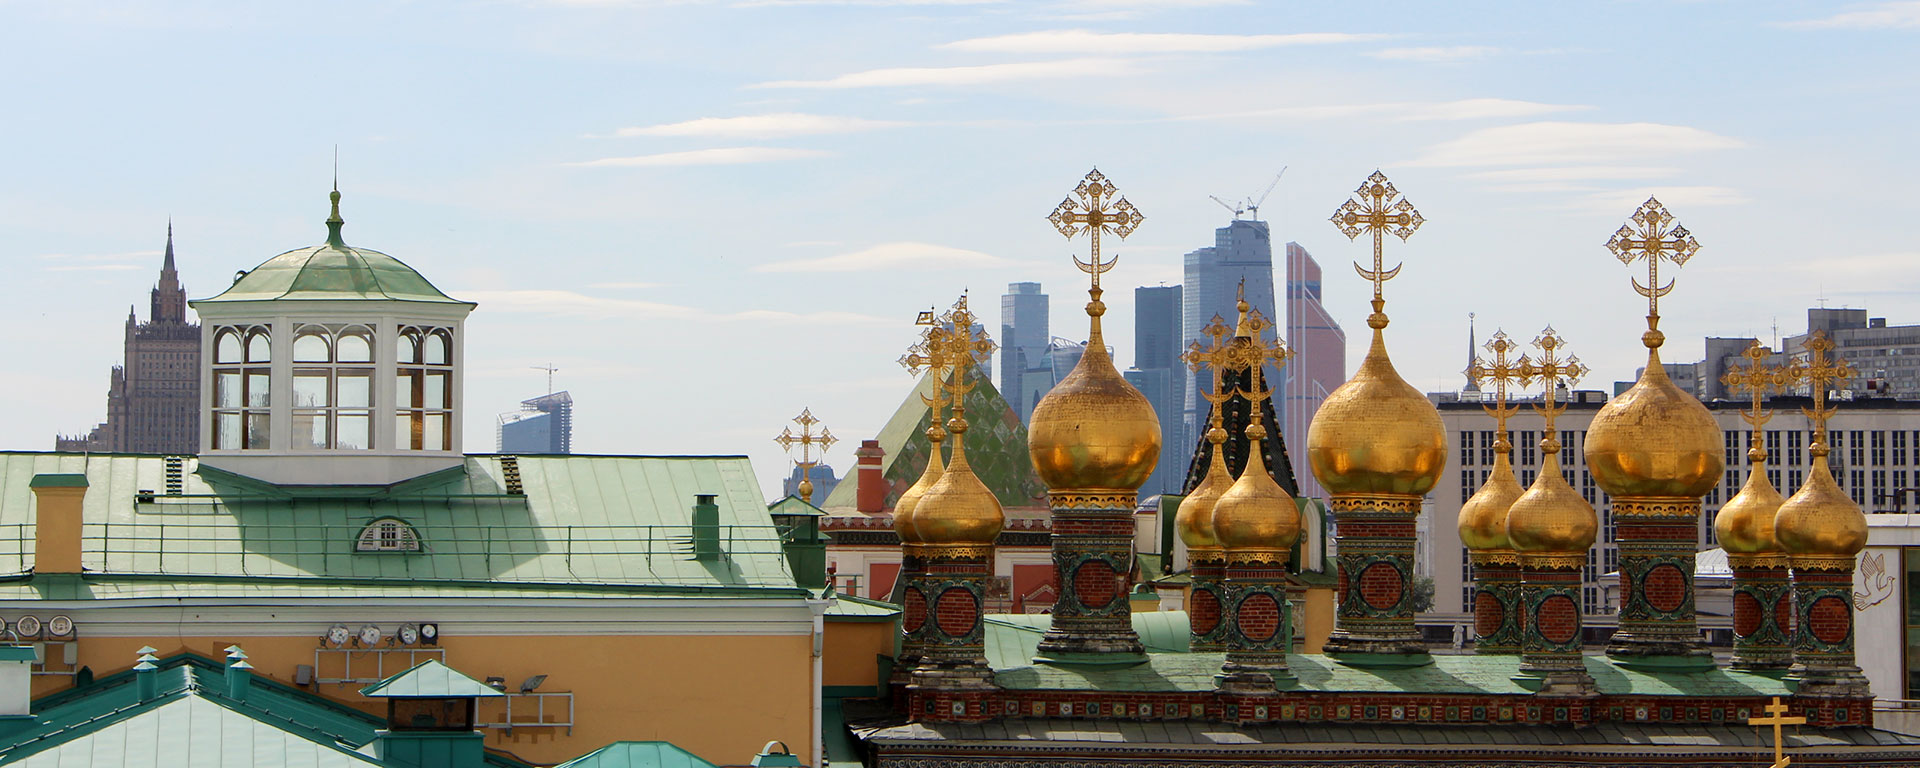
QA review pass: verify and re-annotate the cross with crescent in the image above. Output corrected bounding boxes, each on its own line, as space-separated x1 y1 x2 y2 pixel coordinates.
1466 330 1529 454
1519 326 1588 450
1721 340 1792 460
1793 331 1856 452
1605 197 1701 322
1329 170 1423 310
774 409 836 504
1048 168 1143 293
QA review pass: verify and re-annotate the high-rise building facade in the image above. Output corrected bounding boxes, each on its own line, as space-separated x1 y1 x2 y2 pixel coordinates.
498 390 574 453
57 226 201 454
1281 242 1345 502
1127 285 1185 497
1181 219 1278 480
999 282 1049 423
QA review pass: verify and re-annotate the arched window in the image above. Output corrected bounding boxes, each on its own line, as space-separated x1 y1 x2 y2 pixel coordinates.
356 518 422 552
291 324 376 450
212 325 271 450
397 326 454 451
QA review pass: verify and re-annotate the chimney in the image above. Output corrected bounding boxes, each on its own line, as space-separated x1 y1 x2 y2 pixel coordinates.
225 646 251 702
691 494 721 561
29 474 87 574
134 646 160 701
855 440 886 514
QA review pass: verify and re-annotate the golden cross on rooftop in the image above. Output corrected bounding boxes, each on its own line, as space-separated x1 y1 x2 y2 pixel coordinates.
1181 314 1239 427
1329 170 1424 313
1794 331 1857 452
1605 197 1701 324
774 408 836 504
1465 330 1529 452
1747 696 1805 768
1519 326 1587 444
1721 341 1791 457
1048 168 1143 294
899 307 954 450
1222 308 1292 413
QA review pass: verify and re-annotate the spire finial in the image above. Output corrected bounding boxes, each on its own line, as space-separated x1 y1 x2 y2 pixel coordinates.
163 219 176 273
326 152 346 247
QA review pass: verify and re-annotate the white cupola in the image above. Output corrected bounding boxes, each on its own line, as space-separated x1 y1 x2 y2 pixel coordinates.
188 188 477 486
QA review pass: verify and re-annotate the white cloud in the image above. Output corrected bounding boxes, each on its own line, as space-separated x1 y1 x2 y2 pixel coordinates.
609 113 907 139
735 0 999 6
1170 98 1584 124
36 249 163 263
589 281 664 289
1369 45 1498 62
751 57 1137 89
459 289 888 324
1570 186 1751 212
1781 2 1920 29
1465 166 1678 183
568 147 831 167
942 29 1387 54
45 264 145 272
755 241 1011 272
1409 121 1746 167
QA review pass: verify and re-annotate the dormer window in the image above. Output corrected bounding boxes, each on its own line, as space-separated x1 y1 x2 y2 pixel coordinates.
357 518 422 552
211 325 272 449
397 327 454 451
292 325 376 450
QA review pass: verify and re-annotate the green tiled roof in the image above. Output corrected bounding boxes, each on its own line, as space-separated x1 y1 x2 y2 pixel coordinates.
0 452 802 597
556 741 718 768
0 655 529 768
819 372 1044 510
360 659 504 699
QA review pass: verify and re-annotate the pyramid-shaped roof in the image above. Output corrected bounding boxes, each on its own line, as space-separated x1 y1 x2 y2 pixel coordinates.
1181 363 1301 497
821 371 1044 510
359 659 503 698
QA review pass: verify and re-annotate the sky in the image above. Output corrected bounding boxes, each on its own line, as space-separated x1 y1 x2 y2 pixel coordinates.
5 1 1919 500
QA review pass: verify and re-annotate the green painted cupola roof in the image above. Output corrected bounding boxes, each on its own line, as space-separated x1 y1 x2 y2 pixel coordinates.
194 189 471 306
359 659 503 699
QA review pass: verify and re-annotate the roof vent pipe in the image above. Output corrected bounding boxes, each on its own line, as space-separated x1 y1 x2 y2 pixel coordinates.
692 494 721 561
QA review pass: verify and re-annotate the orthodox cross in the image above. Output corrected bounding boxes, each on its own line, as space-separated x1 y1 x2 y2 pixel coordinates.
1605 197 1701 322
1329 170 1423 311
1793 331 1856 451
1048 168 1144 293
899 307 955 465
1465 330 1529 453
1181 314 1239 429
905 295 998 426
1746 696 1804 768
1518 327 1588 454
774 408 836 504
1222 307 1293 413
1720 340 1791 460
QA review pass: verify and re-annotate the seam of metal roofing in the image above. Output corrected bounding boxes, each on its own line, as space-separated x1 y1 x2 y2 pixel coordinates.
555 741 720 768
359 659 504 698
193 243 472 305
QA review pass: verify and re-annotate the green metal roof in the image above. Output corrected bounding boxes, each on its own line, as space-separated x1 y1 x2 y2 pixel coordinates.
360 659 504 699
193 198 468 305
765 496 826 517
0 655 530 768
0 452 802 597
823 593 901 622
555 741 717 768
27 474 86 489
818 371 1044 510
0 646 35 661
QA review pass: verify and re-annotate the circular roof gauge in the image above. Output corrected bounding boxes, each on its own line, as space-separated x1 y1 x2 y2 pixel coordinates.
397 624 419 645
356 625 382 647
419 623 438 640
14 616 41 638
325 624 351 648
46 616 73 638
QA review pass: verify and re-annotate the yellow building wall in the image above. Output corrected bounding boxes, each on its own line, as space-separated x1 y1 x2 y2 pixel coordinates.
47 633 814 766
823 621 895 690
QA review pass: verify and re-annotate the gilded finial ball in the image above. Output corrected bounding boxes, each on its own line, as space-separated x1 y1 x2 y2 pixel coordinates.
1208 426 1227 443
946 417 968 435
1643 329 1665 349
1584 354 1722 498
1307 330 1445 496
1027 354 1161 491
1088 299 1106 317
1367 313 1388 330
1245 422 1267 441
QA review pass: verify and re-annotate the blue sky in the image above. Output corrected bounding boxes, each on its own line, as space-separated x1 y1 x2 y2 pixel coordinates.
6 1 1918 499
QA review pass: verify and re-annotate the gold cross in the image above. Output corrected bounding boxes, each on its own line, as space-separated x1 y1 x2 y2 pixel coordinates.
1221 308 1292 415
1518 327 1588 442
1048 168 1143 293
1465 330 1529 453
774 408 836 504
1605 197 1701 322
1329 170 1423 310
1792 331 1857 452
1747 696 1805 768
1181 313 1239 425
902 295 998 426
1721 341 1792 460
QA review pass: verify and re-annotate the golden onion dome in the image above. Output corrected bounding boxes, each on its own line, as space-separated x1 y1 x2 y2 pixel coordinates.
912 416 1004 546
1028 290 1161 491
1715 450 1785 555
1458 444 1523 552
892 423 946 546
1306 316 1446 496
1211 422 1302 556
1585 332 1722 497
1774 451 1867 558
1506 449 1598 554
1175 426 1231 550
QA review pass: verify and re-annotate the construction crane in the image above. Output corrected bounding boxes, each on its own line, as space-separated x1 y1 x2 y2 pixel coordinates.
531 364 559 395
1207 167 1287 222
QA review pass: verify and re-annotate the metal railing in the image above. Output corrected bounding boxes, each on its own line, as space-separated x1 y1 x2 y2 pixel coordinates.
478 691 574 732
312 647 448 685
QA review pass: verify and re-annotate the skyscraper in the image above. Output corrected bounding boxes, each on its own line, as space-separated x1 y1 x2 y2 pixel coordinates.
1281 241 1345 502
1127 284 1185 497
999 282 1049 422
57 225 201 453
1182 219 1278 467
498 390 574 453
